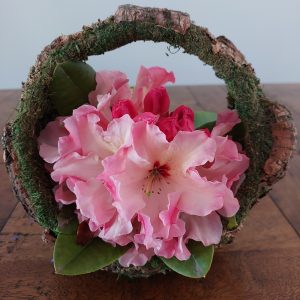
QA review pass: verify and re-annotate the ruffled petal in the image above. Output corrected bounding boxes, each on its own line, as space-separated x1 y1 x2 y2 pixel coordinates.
73 178 115 227
169 130 216 173
159 192 186 239
51 152 103 183
134 213 161 249
99 213 133 245
54 180 76 205
184 212 223 246
197 136 249 188
132 121 169 164
176 172 224 216
102 147 147 220
59 105 111 158
119 244 154 267
217 184 240 217
133 66 175 111
156 237 190 260
88 70 131 106
38 117 67 163
211 109 240 137
103 114 134 153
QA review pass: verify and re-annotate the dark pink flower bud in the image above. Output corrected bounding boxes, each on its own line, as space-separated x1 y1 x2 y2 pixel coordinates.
171 105 194 132
143 87 170 116
157 116 178 142
133 112 159 124
112 99 138 119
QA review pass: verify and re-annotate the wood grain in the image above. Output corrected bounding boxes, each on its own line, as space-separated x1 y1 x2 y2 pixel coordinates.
0 197 299 299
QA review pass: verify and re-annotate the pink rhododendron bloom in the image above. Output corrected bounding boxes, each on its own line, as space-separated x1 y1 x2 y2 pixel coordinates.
100 121 239 266
198 110 249 190
38 66 250 269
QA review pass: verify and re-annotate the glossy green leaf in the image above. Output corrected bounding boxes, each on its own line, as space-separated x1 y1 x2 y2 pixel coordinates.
194 111 217 130
49 61 96 115
54 234 127 275
160 242 214 278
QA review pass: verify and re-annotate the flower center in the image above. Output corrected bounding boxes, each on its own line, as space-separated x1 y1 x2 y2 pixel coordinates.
143 161 170 197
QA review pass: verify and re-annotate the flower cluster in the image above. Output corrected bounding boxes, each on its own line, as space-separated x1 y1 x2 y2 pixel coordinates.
38 66 249 267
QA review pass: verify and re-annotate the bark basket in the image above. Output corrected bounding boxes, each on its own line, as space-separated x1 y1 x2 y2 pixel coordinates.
2 5 297 277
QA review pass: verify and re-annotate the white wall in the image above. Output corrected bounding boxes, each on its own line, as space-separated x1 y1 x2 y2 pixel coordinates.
0 0 299 88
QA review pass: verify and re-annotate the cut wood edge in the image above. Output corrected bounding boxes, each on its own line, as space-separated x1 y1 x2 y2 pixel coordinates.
261 102 297 188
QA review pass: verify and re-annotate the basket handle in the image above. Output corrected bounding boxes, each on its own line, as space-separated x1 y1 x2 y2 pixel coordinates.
6 4 296 231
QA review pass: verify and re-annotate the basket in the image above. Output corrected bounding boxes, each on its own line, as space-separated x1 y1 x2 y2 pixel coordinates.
2 5 297 278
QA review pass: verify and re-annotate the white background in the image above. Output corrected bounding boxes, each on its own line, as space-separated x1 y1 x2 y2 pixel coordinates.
0 0 299 88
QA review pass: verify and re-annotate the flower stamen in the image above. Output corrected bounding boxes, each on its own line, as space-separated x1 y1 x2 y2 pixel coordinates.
144 161 170 197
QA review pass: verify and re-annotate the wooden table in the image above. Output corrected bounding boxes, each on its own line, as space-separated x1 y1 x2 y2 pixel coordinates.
0 85 299 299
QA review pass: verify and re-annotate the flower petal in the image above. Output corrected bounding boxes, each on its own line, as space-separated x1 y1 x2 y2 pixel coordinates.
184 212 223 246
38 117 67 163
211 109 240 137
54 180 76 205
159 192 186 239
217 184 240 217
143 87 170 116
99 213 133 245
132 121 169 164
176 172 224 216
59 105 111 158
119 244 154 267
197 136 249 188
88 70 131 106
103 114 134 153
102 147 147 220
169 130 216 173
51 152 103 183
73 178 115 227
133 66 175 111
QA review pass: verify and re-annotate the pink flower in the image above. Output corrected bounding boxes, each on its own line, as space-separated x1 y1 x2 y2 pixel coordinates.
157 116 178 141
198 110 249 191
132 66 175 112
171 105 194 132
38 65 250 269
143 87 170 116
112 100 138 119
100 121 239 266
38 117 67 163
88 70 131 107
157 105 195 141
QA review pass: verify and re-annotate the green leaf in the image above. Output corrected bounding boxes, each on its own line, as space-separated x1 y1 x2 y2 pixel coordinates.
54 234 127 275
50 61 96 115
56 204 78 235
194 111 217 130
160 241 214 278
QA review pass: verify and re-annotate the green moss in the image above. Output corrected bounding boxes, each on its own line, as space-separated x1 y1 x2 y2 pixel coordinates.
11 18 272 243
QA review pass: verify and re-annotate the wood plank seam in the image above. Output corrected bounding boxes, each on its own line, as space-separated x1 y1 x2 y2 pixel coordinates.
269 193 300 238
